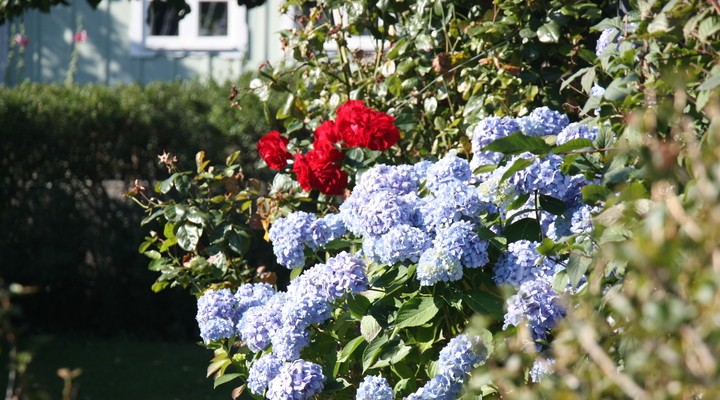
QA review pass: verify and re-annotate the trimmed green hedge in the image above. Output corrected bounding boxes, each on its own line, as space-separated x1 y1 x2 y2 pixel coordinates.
0 77 283 339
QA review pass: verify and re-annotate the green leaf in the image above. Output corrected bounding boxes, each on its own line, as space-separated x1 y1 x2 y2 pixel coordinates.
582 184 612 202
141 209 164 226
361 315 382 343
156 173 179 194
372 343 412 369
580 68 596 94
226 150 241 166
566 254 591 288
214 373 241 388
483 132 551 156
187 207 208 225
501 157 535 182
289 266 304 281
151 281 169 292
537 21 561 43
338 335 366 363
552 138 594 154
163 204 187 223
225 228 249 255
176 223 203 251
362 335 388 372
464 291 504 320
394 296 440 330
698 71 720 91
504 218 542 242
539 195 568 215
346 294 371 319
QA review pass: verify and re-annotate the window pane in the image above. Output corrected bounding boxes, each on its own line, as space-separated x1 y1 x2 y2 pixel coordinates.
147 1 180 36
199 2 228 36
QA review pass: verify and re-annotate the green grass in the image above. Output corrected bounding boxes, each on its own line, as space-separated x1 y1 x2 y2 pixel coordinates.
2 334 228 400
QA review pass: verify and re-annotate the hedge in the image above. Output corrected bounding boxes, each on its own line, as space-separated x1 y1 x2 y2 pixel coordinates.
0 76 283 339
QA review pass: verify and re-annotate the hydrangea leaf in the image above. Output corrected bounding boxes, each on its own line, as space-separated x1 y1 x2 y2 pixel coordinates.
393 296 440 330
483 132 552 156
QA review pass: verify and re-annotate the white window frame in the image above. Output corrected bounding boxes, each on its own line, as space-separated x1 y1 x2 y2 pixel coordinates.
130 0 248 56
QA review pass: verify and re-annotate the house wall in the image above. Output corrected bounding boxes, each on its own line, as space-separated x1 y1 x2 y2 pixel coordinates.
1 0 291 85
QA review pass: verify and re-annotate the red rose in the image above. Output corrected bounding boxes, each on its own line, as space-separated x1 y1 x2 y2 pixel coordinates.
257 131 291 170
292 153 314 192
335 100 400 151
308 138 343 166
292 144 348 195
314 120 342 144
312 163 348 195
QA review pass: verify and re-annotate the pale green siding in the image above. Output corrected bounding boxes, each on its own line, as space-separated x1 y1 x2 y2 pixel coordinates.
2 0 289 85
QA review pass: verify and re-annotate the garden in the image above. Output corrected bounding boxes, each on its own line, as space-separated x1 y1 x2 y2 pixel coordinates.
3 0 720 399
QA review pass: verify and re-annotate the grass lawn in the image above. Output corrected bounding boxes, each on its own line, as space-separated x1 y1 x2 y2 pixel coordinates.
1 334 228 400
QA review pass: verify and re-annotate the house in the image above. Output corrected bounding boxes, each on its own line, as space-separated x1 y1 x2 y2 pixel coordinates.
0 0 293 85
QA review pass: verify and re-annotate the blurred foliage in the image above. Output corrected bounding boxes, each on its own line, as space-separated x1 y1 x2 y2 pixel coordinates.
470 0 720 398
0 77 284 339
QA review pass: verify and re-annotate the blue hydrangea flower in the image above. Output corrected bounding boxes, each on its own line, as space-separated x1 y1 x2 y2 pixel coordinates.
434 221 489 269
266 359 325 400
494 240 557 287
324 252 369 298
437 334 485 380
425 152 473 192
413 160 434 180
468 116 522 167
271 325 311 361
417 247 463 286
248 354 283 395
556 123 598 145
281 293 332 328
596 28 619 56
517 107 569 137
508 154 572 200
307 214 346 250
363 224 431 265
405 374 461 400
419 182 484 231
547 214 572 241
196 289 238 343
269 211 316 269
355 164 420 196
234 283 275 316
570 204 594 235
503 277 566 342
530 357 555 383
591 84 605 98
340 191 416 237
237 294 284 352
357 375 393 400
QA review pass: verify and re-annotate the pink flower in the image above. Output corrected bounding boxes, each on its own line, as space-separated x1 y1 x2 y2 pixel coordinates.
73 29 87 43
13 34 29 48
73 30 87 43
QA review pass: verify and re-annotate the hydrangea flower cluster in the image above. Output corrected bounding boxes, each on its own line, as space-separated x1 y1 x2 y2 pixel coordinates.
269 211 347 269
493 240 558 287
265 359 326 400
517 107 569 137
195 283 275 343
503 277 566 342
237 252 367 361
342 153 490 285
467 116 521 168
357 375 394 400
404 334 486 400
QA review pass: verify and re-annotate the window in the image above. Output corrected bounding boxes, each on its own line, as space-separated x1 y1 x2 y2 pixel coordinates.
130 0 247 55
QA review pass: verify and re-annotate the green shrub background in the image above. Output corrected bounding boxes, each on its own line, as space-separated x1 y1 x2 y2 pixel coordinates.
0 77 282 339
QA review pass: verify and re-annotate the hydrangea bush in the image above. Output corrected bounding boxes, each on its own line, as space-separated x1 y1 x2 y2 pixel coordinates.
195 102 607 399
